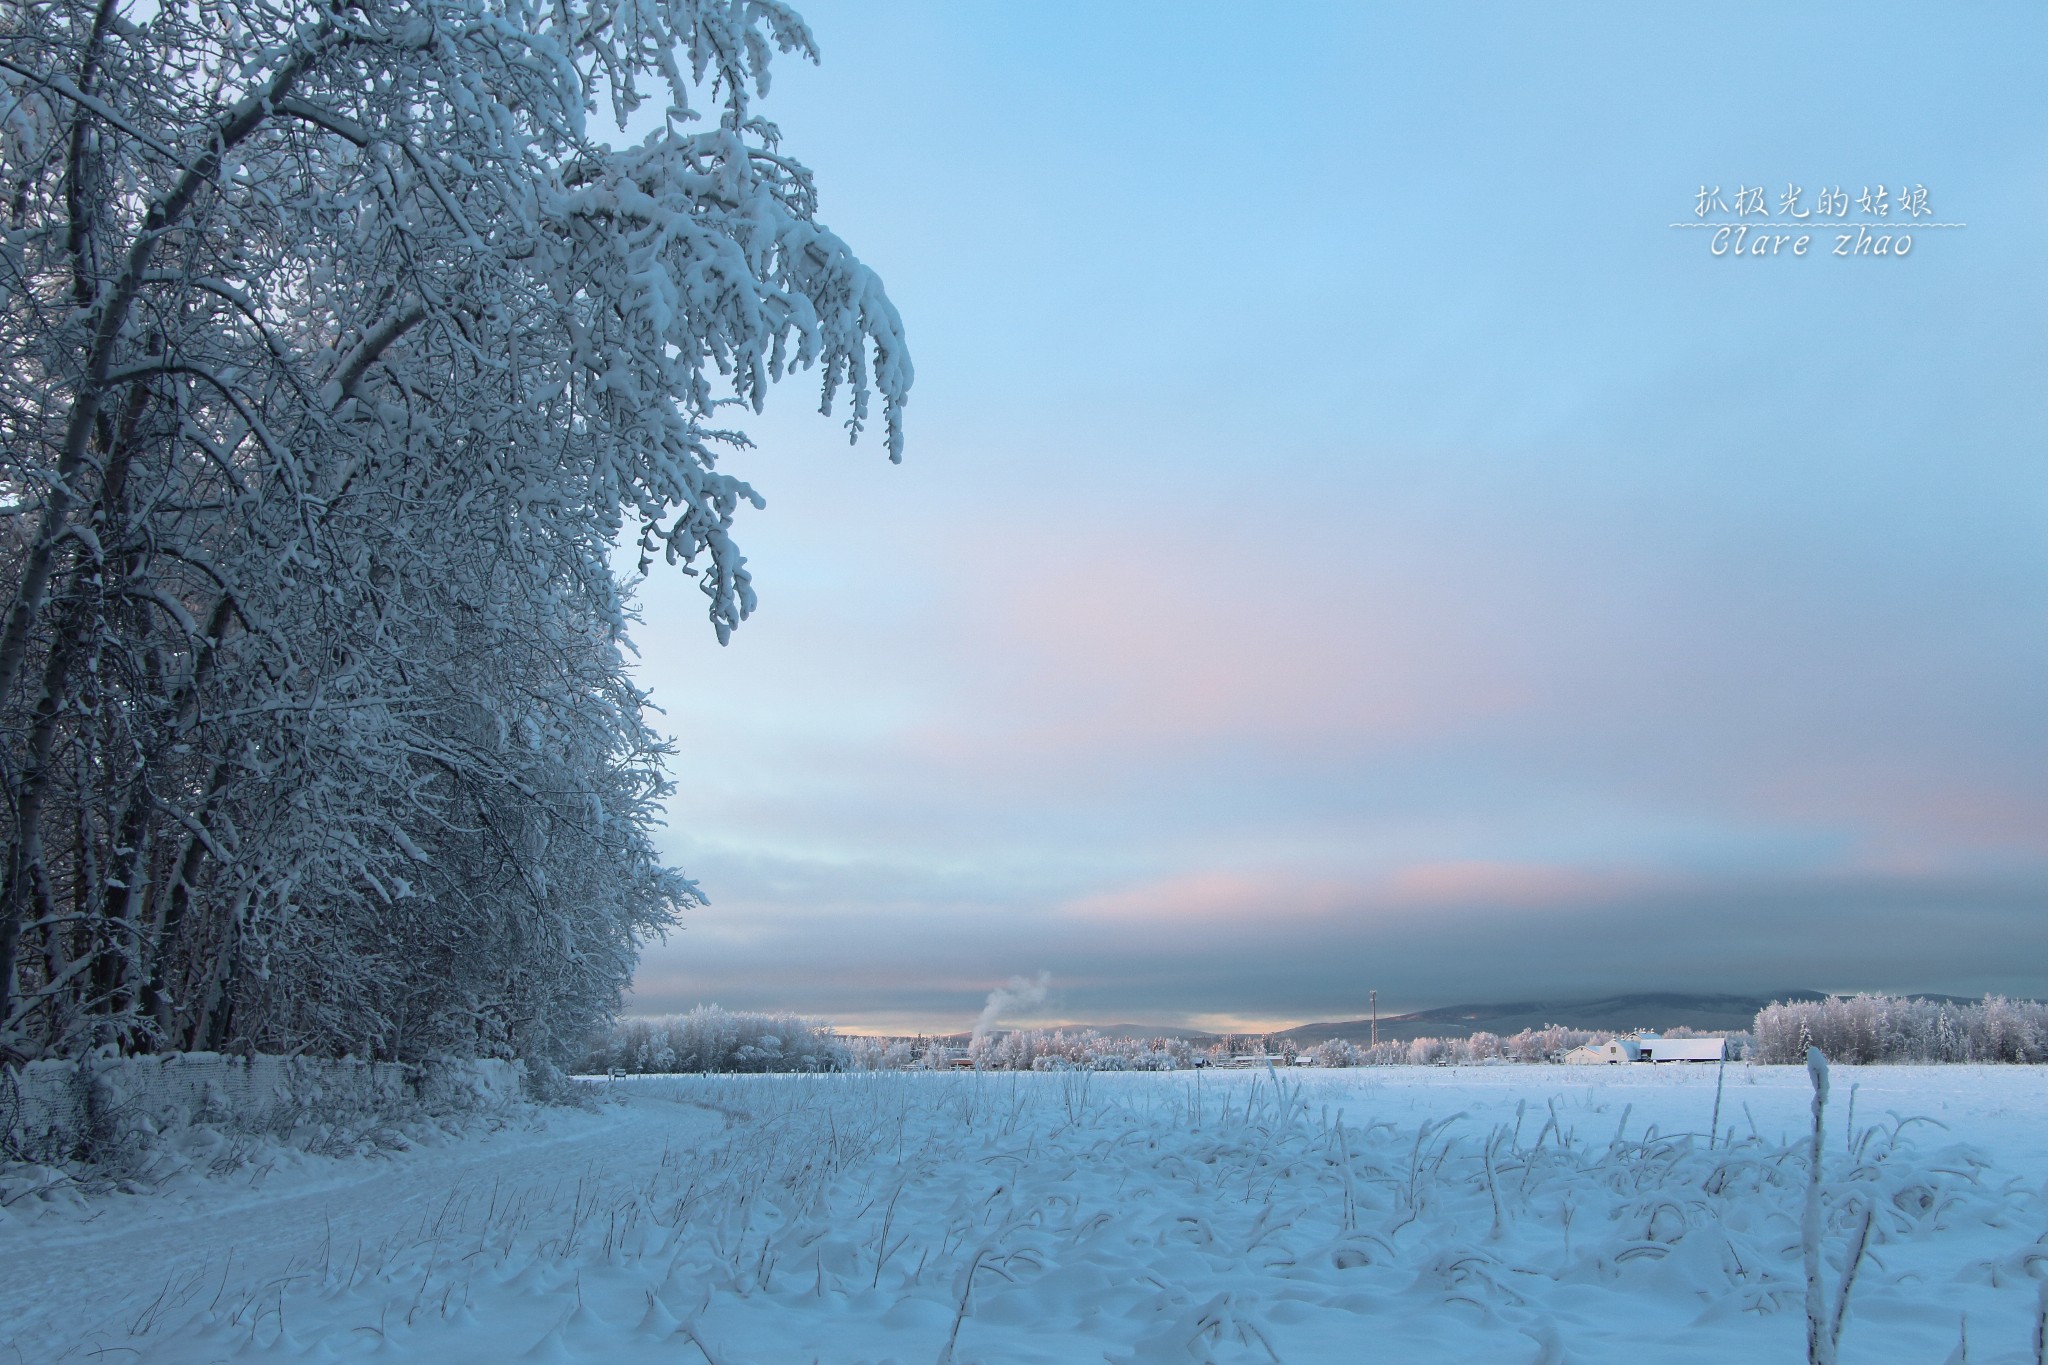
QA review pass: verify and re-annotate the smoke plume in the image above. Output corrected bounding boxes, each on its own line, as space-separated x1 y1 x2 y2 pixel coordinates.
972 972 1051 1044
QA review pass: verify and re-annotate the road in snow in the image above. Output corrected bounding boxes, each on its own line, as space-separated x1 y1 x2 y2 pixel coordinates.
2 1089 726 1360
4 1064 2046 1363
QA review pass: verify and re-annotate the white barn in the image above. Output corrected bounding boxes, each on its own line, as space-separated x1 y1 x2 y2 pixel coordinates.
1593 1033 1725 1064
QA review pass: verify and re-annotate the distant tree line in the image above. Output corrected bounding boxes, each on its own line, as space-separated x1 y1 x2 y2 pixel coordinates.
582 1014 1201 1075
1753 994 2048 1064
957 1029 1198 1071
588 996 2048 1077
582 1012 1752 1074
586 1008 845 1076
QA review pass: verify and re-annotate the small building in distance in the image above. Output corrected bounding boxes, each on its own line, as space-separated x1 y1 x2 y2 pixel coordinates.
1582 1032 1725 1064
1640 1034 1725 1063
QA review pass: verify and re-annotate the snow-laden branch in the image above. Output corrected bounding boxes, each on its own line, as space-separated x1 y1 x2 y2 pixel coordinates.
0 54 182 162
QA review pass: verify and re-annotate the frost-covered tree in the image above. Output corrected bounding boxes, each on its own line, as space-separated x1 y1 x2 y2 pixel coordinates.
0 0 908 1063
1754 995 2047 1064
587 1005 843 1073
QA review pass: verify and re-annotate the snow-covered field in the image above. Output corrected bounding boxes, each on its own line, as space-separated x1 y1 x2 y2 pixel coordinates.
5 1064 2046 1363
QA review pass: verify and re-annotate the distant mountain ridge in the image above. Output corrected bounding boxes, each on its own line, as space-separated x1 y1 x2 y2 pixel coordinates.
1269 991 1831 1046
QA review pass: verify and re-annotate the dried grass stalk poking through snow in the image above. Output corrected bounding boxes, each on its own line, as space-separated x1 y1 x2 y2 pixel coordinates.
16 1066 2048 1363
1800 1048 1881 1365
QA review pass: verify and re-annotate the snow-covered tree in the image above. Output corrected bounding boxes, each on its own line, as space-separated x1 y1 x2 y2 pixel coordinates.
1754 995 2047 1064
588 1006 844 1073
1309 1039 1356 1067
0 0 908 1063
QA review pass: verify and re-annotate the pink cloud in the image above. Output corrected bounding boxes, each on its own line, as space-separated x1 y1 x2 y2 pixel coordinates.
914 520 1537 761
1060 871 1350 924
1060 860 1651 927
1749 764 2048 867
1380 860 1648 907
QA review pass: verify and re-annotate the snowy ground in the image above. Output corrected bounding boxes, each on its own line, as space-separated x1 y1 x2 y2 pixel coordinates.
4 1064 2046 1363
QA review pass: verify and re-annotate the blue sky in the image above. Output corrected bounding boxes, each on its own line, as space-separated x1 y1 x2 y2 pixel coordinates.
621 2 2047 1033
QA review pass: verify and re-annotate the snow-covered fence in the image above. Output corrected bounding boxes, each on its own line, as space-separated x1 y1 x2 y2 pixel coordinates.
1 1053 526 1163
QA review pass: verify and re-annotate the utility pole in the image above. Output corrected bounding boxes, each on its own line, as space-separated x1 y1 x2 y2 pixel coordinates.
1370 990 1377 1049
